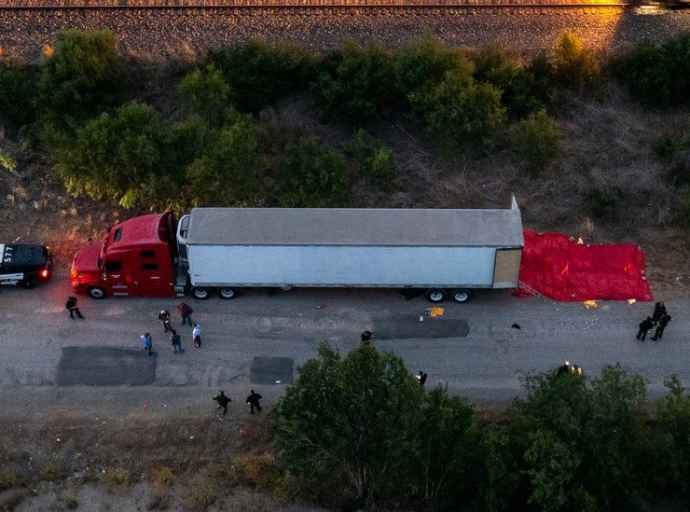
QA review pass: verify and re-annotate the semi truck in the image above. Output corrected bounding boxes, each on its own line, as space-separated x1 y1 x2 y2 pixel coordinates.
70 200 524 303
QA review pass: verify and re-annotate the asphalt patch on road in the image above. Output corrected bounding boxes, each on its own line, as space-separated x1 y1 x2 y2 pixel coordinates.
373 315 469 339
250 357 294 385
56 347 156 386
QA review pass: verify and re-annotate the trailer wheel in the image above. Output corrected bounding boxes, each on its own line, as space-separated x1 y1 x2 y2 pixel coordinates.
426 289 446 303
452 289 472 303
192 287 210 300
218 287 236 300
88 287 106 299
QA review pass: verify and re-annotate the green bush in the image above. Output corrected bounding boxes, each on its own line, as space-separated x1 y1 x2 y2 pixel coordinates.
38 30 126 131
412 69 506 149
345 129 395 186
183 116 264 207
473 46 549 117
552 32 600 94
276 137 347 207
656 376 690 501
0 61 36 128
510 110 561 174
585 187 623 220
315 43 397 123
394 37 472 102
208 40 314 113
54 102 176 208
500 365 653 511
178 63 233 127
612 33 690 108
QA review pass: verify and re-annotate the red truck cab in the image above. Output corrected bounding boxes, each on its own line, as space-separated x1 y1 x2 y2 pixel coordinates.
71 213 177 299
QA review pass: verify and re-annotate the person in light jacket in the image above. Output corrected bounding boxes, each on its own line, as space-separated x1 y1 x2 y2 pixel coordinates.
192 323 202 348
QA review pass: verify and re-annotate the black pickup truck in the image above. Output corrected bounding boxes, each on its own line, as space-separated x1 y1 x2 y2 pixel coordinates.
0 244 53 288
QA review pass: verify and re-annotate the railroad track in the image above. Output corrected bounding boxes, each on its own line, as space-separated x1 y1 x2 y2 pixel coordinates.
0 2 634 15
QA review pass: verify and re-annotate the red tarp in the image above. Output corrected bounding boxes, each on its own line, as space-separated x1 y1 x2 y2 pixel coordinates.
517 229 653 302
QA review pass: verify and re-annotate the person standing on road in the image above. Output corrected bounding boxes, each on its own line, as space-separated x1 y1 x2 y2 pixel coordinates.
177 303 194 326
192 322 202 348
652 302 667 323
213 390 231 417
171 332 183 353
416 371 428 387
246 390 263 414
141 332 153 356
651 313 672 341
65 296 84 320
159 310 173 334
636 317 654 341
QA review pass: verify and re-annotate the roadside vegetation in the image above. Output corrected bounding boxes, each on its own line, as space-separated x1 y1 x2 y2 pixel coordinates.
1 30 689 223
3 344 690 511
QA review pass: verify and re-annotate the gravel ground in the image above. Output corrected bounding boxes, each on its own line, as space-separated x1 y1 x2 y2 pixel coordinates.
1 8 690 63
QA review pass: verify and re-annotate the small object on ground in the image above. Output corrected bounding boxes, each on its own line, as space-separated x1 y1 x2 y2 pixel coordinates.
426 307 445 318
418 315 425 322
577 237 584 245
583 300 599 310
511 323 521 329
627 298 637 305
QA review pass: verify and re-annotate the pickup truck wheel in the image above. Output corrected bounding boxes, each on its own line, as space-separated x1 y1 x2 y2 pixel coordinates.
88 287 106 299
192 287 210 300
452 289 472 303
426 289 446 303
218 287 236 300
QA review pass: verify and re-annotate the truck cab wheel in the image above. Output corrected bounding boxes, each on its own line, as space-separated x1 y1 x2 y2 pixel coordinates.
452 289 472 303
88 287 106 299
218 287 236 300
426 289 446 303
192 287 210 300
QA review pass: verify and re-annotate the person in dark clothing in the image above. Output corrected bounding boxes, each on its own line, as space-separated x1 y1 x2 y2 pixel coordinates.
652 302 667 323
177 303 193 326
65 296 84 319
637 317 654 341
159 310 173 334
651 313 672 341
171 332 183 353
416 371 428 387
246 390 263 414
213 391 231 416
360 330 373 343
557 361 572 376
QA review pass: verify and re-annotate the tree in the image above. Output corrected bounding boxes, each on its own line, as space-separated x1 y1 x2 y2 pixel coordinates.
276 137 347 207
552 32 600 94
315 42 397 123
54 102 175 208
178 64 233 127
274 343 425 507
345 129 395 187
183 116 264 207
412 69 506 149
38 30 126 131
209 40 314 112
510 110 561 174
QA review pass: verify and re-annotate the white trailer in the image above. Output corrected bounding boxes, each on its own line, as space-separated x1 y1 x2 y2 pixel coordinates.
176 199 523 302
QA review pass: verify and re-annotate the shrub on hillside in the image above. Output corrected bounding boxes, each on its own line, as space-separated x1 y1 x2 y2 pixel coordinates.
315 43 397 123
656 376 690 501
412 69 506 149
54 102 176 208
178 64 233 127
472 46 549 118
612 33 690 108
345 129 395 186
0 61 36 128
393 37 472 102
510 110 561 174
38 30 126 131
183 116 264 207
552 32 601 94
275 137 347 207
208 41 314 113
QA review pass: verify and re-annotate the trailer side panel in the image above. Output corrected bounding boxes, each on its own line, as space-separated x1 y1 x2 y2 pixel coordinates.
187 245 498 288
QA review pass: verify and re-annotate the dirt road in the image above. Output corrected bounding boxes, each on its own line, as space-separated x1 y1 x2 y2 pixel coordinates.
0 275 688 418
